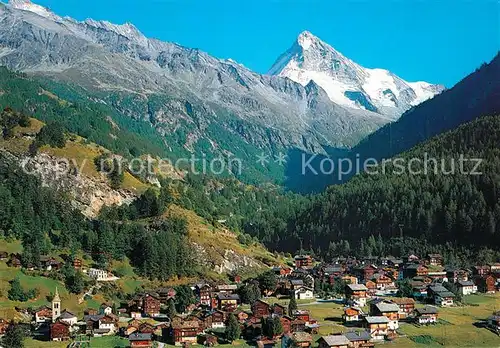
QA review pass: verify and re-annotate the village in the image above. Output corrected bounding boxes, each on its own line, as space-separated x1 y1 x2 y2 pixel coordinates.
0 251 499 348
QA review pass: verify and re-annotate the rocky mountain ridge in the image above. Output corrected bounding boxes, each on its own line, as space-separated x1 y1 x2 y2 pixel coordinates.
0 0 440 167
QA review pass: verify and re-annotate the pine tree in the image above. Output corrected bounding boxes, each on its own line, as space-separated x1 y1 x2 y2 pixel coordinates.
8 278 26 302
2 321 25 348
167 298 177 319
288 294 297 316
225 313 241 343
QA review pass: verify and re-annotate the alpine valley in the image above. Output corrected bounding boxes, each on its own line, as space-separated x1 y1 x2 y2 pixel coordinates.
0 1 499 347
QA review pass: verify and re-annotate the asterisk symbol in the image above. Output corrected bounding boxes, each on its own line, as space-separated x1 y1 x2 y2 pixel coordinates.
256 152 270 166
274 152 288 166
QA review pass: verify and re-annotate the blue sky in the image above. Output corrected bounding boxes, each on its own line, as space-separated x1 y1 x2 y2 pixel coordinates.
34 0 498 87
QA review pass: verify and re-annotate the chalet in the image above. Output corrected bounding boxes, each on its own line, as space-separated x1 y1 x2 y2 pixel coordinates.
456 280 478 295
490 263 500 273
373 274 396 291
363 316 389 340
216 293 239 311
293 309 310 323
475 275 496 293
99 303 113 316
345 284 368 307
427 270 447 281
273 303 286 316
415 306 438 324
387 258 403 267
290 318 306 332
342 306 362 322
427 254 443 266
294 286 314 300
157 287 176 304
341 275 358 285
143 293 161 317
50 320 70 341
171 320 199 346
290 279 305 289
295 255 313 268
73 258 82 270
427 285 454 307
137 323 155 334
365 280 376 296
290 331 313 348
353 264 377 282
371 302 399 330
252 300 271 318
85 308 98 316
446 268 469 283
35 306 52 323
404 264 428 278
473 265 491 277
391 298 415 319
40 256 61 271
322 265 344 283
59 310 77 326
407 254 419 263
344 331 374 348
210 310 225 329
129 333 153 348
216 284 238 293
98 315 117 335
195 283 212 307
7 254 21 268
317 335 350 348
0 251 8 260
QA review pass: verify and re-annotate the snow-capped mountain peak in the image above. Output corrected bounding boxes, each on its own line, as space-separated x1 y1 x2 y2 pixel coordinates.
269 31 445 118
7 0 60 20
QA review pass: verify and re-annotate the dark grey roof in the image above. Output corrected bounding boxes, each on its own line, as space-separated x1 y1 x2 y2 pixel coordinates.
345 331 372 341
290 279 304 285
416 306 439 315
129 333 152 341
217 293 240 300
347 284 368 291
59 310 76 319
84 314 104 322
457 280 474 286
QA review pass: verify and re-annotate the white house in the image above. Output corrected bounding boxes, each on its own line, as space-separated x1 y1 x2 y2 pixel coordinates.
457 280 477 295
59 310 78 326
98 316 117 334
35 306 52 324
415 306 438 324
88 268 108 281
100 304 113 316
294 286 314 300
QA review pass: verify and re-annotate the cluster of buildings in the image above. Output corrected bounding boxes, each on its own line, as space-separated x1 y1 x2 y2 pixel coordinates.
118 284 319 347
30 289 120 341
2 251 118 281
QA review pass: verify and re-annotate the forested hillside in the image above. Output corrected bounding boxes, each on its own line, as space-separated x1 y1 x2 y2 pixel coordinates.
247 115 500 260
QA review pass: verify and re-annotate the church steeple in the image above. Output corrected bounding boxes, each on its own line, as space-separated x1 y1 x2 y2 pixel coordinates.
52 287 61 322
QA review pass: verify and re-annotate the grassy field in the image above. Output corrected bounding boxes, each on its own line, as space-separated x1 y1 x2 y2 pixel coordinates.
297 293 500 347
0 261 105 319
398 293 500 347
